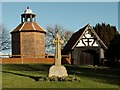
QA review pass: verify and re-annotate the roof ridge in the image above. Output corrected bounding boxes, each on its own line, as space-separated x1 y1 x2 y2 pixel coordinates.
33 22 46 32
88 25 108 49
19 22 26 31
32 22 36 30
72 24 88 49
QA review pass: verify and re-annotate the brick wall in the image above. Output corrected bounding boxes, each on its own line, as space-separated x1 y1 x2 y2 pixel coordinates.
35 32 45 58
1 58 55 64
12 32 21 56
11 31 45 58
21 32 45 58
0 55 71 64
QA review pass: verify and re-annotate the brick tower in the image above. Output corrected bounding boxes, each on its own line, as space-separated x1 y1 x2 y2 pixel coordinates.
11 7 46 58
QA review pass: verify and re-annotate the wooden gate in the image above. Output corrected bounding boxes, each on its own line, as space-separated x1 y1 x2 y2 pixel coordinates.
80 49 99 65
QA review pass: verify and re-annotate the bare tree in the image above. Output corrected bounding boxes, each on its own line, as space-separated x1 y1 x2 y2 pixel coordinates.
46 25 73 54
0 24 11 54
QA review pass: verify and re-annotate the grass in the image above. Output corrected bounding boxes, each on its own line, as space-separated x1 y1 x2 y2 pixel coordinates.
1 64 120 88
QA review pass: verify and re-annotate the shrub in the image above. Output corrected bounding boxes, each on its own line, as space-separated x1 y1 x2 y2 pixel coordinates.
49 76 59 81
67 75 80 82
37 75 80 82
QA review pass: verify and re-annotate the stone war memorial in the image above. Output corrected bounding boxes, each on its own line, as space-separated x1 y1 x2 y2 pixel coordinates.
49 33 68 77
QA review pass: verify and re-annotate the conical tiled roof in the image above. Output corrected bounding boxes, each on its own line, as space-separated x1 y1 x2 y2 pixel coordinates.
11 22 46 33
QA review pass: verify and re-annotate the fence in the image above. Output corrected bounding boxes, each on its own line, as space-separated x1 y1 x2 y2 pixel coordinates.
0 54 71 64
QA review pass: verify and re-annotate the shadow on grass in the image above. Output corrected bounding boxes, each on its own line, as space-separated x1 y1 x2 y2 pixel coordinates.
2 70 45 82
65 65 120 85
2 64 51 71
2 64 120 85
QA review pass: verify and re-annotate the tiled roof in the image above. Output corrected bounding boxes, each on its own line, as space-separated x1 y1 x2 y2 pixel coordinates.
62 24 88 54
11 22 46 33
62 24 107 54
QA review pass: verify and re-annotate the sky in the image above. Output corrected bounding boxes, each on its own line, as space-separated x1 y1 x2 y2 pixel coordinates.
1 2 119 33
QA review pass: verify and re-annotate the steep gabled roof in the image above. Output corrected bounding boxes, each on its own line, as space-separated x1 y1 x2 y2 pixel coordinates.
62 24 107 53
11 22 46 33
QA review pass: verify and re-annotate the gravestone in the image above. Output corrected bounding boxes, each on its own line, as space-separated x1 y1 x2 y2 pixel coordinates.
48 33 68 77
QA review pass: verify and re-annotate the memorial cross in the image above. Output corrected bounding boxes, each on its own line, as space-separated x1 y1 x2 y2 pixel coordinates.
53 33 64 66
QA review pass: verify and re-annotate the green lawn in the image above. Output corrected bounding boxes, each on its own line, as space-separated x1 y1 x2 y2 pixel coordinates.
1 64 120 88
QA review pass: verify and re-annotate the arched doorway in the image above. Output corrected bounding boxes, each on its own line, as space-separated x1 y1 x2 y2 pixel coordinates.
80 49 99 65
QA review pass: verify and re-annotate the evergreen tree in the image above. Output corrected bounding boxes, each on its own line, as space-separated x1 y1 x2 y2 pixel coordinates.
93 23 118 47
107 34 120 66
94 23 119 67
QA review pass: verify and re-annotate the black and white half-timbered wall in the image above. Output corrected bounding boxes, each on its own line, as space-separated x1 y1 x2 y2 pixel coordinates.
62 24 107 65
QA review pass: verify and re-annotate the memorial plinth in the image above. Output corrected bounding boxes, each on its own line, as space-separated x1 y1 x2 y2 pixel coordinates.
48 34 68 77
